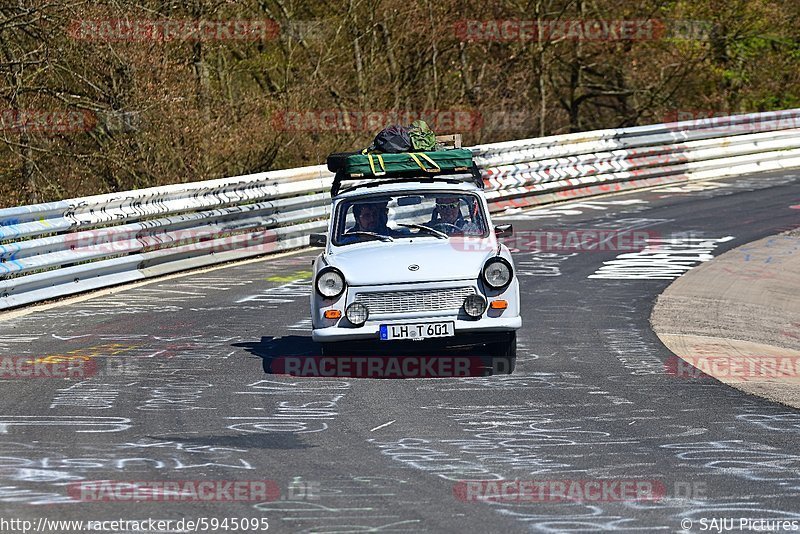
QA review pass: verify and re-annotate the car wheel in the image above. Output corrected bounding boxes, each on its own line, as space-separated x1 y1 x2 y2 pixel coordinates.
489 332 516 374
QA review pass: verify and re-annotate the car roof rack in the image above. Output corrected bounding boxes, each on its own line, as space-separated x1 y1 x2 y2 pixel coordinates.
331 163 484 196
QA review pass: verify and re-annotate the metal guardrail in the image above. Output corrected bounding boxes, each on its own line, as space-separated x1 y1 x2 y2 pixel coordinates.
1 109 799 310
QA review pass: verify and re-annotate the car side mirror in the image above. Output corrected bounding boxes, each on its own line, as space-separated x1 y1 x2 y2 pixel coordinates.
494 224 513 238
310 233 327 247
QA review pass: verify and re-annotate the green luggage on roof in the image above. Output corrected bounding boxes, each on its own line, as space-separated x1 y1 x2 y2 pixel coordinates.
328 149 474 178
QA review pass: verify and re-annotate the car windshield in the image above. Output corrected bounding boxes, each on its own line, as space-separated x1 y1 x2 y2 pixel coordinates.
332 192 489 245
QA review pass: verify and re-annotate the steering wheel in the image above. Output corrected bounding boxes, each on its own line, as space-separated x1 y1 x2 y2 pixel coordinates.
431 222 463 235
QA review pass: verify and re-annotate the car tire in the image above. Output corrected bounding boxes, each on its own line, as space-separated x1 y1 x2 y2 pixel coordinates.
489 332 516 374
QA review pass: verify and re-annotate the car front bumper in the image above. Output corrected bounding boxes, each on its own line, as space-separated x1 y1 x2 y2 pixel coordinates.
311 314 521 342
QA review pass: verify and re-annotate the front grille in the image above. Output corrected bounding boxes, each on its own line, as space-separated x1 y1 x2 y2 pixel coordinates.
354 287 475 315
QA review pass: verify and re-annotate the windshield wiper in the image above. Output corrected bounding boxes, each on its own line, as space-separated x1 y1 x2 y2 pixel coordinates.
344 231 394 242
396 223 448 239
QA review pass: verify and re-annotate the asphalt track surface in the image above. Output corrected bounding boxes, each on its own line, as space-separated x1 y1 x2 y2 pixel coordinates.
0 170 798 533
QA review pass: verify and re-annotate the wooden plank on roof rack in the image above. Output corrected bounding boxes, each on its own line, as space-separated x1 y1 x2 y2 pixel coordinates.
435 134 462 149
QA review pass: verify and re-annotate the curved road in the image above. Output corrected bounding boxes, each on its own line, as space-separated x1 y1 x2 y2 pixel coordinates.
0 170 798 533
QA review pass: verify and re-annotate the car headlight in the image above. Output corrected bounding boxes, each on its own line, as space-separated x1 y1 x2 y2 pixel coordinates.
482 258 513 289
345 302 369 325
463 294 487 318
316 267 346 298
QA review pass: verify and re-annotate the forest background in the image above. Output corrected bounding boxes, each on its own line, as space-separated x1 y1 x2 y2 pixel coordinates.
1 0 797 208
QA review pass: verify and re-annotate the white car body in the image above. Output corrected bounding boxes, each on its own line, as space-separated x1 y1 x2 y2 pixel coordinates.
310 180 521 371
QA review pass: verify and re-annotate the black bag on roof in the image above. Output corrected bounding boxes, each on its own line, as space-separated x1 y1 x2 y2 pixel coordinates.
326 151 360 173
367 124 412 153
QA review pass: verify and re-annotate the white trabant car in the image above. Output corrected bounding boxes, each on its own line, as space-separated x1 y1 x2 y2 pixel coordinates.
309 176 521 373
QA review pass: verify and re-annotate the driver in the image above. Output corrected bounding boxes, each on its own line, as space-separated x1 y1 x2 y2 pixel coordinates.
428 196 466 234
429 196 483 235
342 200 411 243
431 196 462 223
350 203 388 234
343 200 401 240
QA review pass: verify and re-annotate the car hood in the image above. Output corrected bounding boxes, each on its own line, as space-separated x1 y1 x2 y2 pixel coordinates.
327 239 496 286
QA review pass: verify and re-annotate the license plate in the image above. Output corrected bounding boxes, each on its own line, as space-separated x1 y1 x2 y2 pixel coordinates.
379 322 454 340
